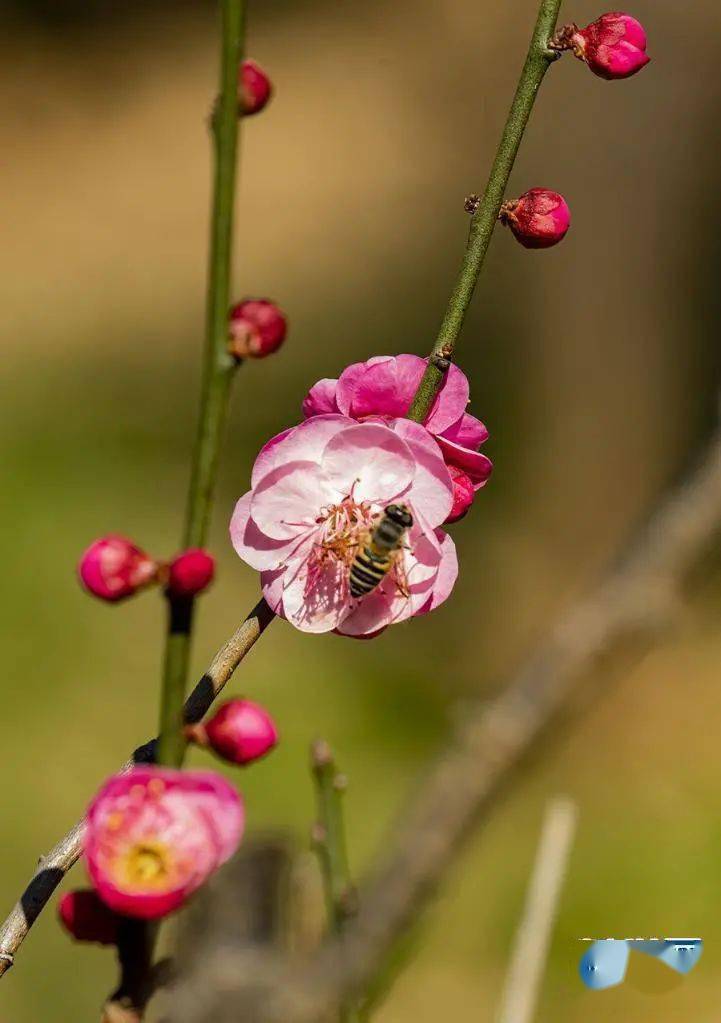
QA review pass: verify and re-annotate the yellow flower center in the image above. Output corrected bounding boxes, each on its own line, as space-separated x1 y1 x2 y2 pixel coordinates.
119 841 171 889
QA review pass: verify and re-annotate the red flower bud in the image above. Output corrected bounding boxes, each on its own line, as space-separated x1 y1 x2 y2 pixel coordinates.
166 549 215 599
500 189 570 249
445 466 475 523
190 699 278 766
78 535 158 603
58 889 120 945
239 59 273 116
228 299 287 359
568 13 650 80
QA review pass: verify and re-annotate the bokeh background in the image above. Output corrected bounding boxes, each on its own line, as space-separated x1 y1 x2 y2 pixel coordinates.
3 0 721 1019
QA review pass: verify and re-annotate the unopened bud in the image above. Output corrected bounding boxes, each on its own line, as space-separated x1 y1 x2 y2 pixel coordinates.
239 59 273 116
555 13 649 81
78 536 158 603
445 466 475 523
500 188 570 249
166 548 215 599
58 890 120 945
228 299 287 359
202 699 279 766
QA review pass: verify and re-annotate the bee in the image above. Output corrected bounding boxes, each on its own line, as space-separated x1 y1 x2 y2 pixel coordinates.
349 503 413 599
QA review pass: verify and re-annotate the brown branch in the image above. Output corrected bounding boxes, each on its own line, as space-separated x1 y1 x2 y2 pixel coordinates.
168 422 721 1022
0 598 274 979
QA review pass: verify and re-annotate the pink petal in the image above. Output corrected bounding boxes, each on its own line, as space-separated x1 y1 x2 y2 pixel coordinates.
320 423 416 504
230 492 314 571
343 354 425 420
440 412 489 450
335 358 392 416
336 586 395 636
183 771 245 864
281 555 350 633
388 418 453 528
250 460 332 541
251 415 351 488
261 565 287 613
335 354 469 434
424 363 470 434
301 378 340 418
436 434 493 489
416 529 458 613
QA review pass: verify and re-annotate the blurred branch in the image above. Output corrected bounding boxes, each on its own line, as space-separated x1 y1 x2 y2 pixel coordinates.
496 797 577 1023
311 741 357 935
168 420 721 1021
310 741 359 1023
0 598 274 979
407 0 563 421
157 0 246 770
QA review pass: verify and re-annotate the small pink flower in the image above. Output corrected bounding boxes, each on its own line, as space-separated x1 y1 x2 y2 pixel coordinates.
166 549 215 598
446 466 475 523
84 767 243 920
189 699 279 765
571 13 650 80
239 59 273 115
58 889 120 945
500 189 570 249
231 416 458 635
79 536 158 603
229 299 287 359
301 355 492 521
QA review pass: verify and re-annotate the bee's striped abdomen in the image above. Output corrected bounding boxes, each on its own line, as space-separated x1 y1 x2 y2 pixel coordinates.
348 503 413 599
349 547 391 598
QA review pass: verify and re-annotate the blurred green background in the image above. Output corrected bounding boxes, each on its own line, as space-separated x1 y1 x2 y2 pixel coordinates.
3 0 721 1019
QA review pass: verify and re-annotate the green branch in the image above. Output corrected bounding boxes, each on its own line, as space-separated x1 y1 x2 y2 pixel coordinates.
407 0 563 423
311 740 359 1023
157 0 246 768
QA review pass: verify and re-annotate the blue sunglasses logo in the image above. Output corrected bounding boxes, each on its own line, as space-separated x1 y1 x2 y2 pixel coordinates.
579 939 703 989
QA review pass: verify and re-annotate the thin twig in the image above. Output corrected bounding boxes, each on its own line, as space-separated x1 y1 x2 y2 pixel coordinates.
407 0 563 422
496 798 577 1023
310 741 360 1023
157 0 246 769
0 599 274 979
310 741 357 934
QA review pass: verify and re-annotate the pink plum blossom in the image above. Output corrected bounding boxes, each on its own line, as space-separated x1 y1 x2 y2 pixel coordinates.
188 699 279 765
571 13 649 80
58 889 120 945
301 355 492 512
500 189 570 249
84 767 243 920
230 416 458 636
78 535 158 603
166 548 215 598
239 59 273 115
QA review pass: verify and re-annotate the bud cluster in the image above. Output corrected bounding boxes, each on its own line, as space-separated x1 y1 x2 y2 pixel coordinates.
79 537 215 603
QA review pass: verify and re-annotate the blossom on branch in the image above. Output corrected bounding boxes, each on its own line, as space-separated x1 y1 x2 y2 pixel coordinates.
302 354 492 518
187 698 279 765
78 536 158 603
84 767 243 920
230 416 458 636
58 889 120 945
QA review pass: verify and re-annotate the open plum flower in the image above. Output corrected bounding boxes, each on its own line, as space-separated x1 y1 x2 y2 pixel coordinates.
230 417 458 636
84 767 243 920
301 355 492 520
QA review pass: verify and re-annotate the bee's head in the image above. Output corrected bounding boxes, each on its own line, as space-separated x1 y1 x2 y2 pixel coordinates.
385 503 413 529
